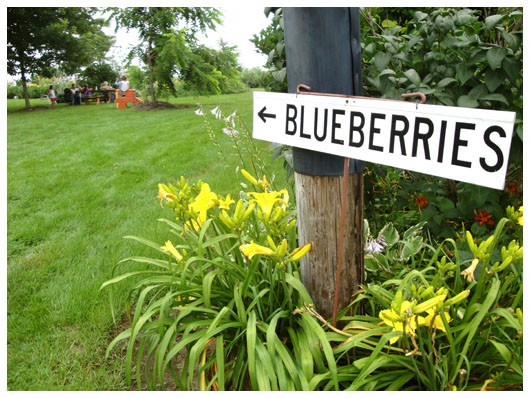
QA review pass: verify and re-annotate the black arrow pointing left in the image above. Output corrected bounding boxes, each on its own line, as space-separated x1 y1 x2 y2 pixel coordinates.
258 106 276 123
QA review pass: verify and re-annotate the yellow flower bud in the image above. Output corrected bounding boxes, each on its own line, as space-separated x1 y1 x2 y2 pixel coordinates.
219 210 236 229
241 169 258 186
413 294 446 314
242 200 256 220
266 236 277 251
466 231 477 255
278 239 288 257
444 290 470 307
233 199 244 219
289 242 312 262
419 286 434 299
161 240 183 261
493 255 513 273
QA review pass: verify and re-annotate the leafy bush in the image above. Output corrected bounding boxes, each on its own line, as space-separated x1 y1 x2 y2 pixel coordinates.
240 67 269 88
361 8 523 239
252 7 523 241
179 43 247 96
364 163 523 239
7 85 21 99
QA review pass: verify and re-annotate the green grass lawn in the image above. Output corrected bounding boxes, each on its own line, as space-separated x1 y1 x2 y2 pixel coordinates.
7 91 286 390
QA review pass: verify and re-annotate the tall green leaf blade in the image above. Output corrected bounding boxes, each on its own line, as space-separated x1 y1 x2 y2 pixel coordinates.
285 273 313 304
288 326 314 382
99 270 162 291
202 269 223 308
123 234 166 252
215 336 225 391
300 312 338 390
246 311 258 389
451 278 500 384
255 339 278 390
154 322 178 385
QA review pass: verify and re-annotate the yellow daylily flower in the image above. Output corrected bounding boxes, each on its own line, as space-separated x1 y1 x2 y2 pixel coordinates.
423 308 452 332
161 240 183 261
189 183 217 228
249 190 288 219
218 194 235 210
518 206 523 226
461 258 479 283
157 183 177 206
379 300 425 344
240 241 275 259
258 175 271 189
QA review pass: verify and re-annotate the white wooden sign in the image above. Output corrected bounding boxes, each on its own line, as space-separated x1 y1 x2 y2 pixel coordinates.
253 91 515 190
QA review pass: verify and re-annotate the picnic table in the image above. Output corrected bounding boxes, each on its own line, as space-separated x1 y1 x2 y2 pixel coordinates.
84 89 115 104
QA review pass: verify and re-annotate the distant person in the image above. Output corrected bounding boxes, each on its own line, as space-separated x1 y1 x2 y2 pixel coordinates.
101 80 112 102
47 85 56 109
118 75 129 97
112 78 120 103
71 84 81 105
81 84 91 104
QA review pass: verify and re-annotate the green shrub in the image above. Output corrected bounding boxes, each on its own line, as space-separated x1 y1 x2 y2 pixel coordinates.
362 8 523 239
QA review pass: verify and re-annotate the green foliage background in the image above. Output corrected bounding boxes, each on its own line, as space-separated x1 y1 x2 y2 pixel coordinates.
253 7 523 239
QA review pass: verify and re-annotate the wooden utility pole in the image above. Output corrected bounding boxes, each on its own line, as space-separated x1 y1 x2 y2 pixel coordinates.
283 8 364 320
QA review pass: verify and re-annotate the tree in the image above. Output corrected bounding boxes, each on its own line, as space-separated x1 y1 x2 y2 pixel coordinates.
179 41 245 95
250 8 287 92
107 7 221 102
7 7 113 108
78 62 118 87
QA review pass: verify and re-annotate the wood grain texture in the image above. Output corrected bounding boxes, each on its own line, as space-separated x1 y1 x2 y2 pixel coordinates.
294 172 364 319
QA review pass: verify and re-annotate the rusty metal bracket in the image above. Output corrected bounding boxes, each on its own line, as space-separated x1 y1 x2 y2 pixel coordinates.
296 84 427 106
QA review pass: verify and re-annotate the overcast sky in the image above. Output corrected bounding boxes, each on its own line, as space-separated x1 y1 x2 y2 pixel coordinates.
200 5 271 69
103 5 271 70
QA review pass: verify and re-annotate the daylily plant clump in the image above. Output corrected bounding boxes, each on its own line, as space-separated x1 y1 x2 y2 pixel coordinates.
347 207 523 390
104 170 316 390
157 170 311 270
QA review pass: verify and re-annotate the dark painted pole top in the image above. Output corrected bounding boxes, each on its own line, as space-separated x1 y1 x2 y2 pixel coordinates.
284 7 364 176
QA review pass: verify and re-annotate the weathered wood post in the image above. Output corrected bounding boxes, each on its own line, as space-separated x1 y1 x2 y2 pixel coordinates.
283 7 364 320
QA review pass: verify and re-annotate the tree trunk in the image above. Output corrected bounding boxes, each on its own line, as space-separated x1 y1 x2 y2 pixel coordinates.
147 40 157 103
20 69 31 109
